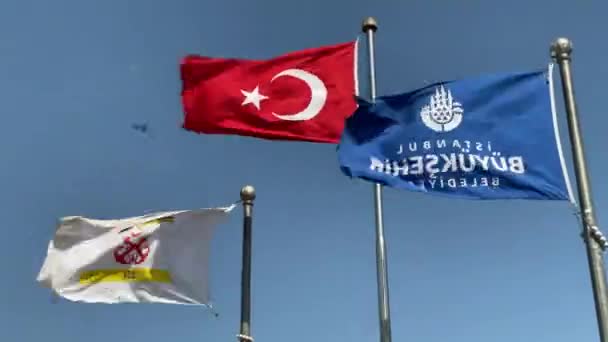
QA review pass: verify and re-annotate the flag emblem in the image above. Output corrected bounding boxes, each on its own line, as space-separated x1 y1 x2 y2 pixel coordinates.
113 232 150 265
420 85 463 132
112 216 174 265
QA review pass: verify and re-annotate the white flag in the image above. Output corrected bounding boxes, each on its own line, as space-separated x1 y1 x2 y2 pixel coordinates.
36 204 235 305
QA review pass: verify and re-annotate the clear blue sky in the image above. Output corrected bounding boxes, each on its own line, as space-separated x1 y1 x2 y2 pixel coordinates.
2 0 608 341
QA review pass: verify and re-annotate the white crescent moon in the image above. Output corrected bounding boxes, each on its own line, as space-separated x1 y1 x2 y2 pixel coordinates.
270 68 327 121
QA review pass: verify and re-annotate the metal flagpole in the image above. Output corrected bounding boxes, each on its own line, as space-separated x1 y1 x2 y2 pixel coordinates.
551 38 608 342
362 17 393 342
237 185 256 342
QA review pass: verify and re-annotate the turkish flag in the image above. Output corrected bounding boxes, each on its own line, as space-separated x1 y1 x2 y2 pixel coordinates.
180 41 358 144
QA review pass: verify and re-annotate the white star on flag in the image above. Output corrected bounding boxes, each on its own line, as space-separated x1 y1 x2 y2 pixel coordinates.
241 85 268 110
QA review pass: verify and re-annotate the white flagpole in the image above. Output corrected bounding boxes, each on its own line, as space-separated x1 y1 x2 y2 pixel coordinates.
362 17 393 342
551 38 608 342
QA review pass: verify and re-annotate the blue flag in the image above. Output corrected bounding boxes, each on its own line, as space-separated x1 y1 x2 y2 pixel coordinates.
338 64 574 201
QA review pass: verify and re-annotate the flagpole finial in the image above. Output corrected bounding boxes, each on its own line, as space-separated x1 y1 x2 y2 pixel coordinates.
240 185 256 202
362 17 378 33
551 37 572 61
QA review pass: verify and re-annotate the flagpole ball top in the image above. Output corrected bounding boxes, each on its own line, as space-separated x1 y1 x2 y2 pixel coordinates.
551 37 572 59
362 17 378 32
240 185 256 202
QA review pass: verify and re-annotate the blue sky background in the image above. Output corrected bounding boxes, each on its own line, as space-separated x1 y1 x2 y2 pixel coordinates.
2 0 607 341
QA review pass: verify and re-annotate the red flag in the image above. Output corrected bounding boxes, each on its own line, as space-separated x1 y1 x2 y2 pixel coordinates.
180 41 358 143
